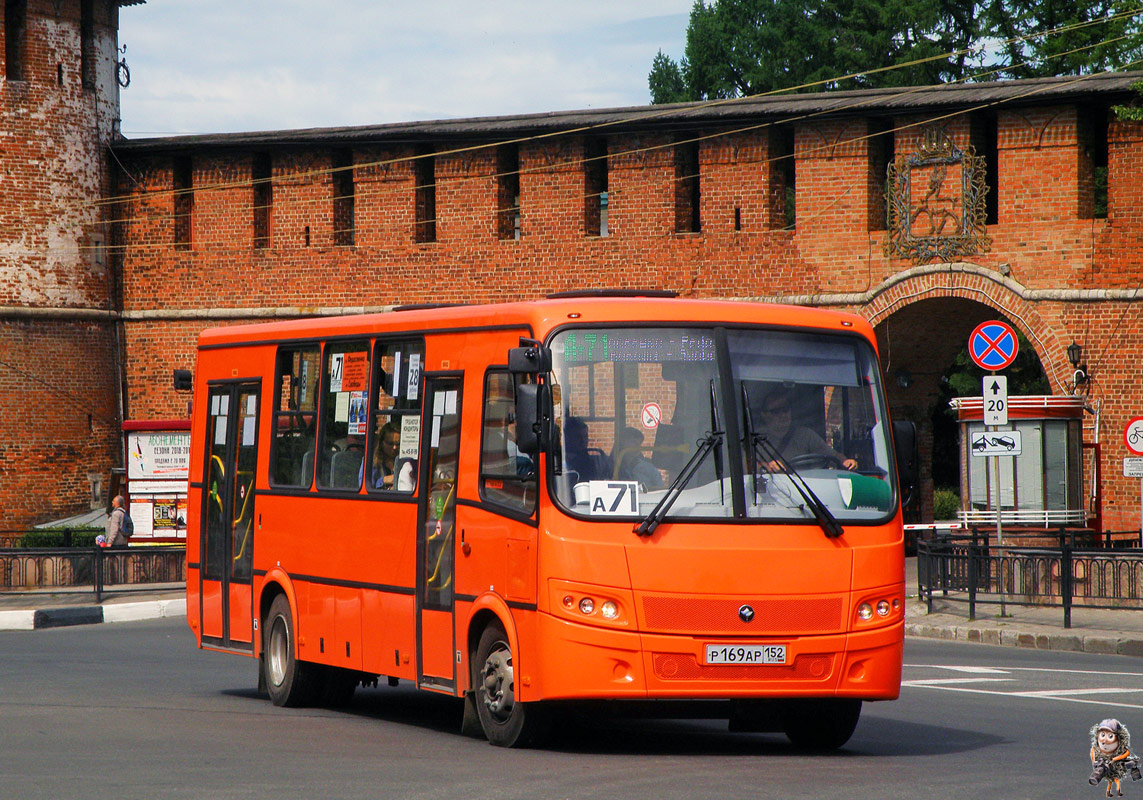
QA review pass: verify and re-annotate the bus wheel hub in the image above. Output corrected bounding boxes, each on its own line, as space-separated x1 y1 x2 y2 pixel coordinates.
481 649 514 718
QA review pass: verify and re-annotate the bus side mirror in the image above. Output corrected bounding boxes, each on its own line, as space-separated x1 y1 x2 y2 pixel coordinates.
892 420 918 509
173 369 193 392
515 383 551 456
508 341 552 374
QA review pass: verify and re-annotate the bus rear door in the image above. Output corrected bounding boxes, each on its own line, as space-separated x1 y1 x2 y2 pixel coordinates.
416 375 462 690
199 381 259 651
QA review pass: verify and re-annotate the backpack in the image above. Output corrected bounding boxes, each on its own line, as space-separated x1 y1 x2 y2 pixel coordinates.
121 510 134 538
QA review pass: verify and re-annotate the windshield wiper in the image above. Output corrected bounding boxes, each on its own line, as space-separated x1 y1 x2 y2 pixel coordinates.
635 379 725 537
741 385 843 539
634 429 723 537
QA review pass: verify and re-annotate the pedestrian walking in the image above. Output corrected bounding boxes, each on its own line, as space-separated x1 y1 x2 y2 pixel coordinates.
105 495 130 549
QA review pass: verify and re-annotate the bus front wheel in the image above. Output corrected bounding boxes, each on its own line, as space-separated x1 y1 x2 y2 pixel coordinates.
473 621 546 747
781 699 861 750
263 594 318 707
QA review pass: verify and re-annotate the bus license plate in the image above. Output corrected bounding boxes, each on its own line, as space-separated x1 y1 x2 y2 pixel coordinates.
704 643 786 665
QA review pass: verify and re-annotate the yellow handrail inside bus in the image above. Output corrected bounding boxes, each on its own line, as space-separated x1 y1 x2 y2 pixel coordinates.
426 526 454 586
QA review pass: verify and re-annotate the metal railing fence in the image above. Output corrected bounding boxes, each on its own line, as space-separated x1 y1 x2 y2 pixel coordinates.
0 545 186 602
917 529 1143 628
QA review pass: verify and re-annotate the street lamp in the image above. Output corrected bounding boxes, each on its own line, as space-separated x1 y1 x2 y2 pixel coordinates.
1066 342 1088 394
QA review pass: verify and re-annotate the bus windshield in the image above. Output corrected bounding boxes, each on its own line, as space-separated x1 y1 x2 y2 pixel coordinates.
550 326 895 525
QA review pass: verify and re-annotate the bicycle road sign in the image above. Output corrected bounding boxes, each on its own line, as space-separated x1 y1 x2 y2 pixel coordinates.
1125 417 1143 455
969 321 1019 371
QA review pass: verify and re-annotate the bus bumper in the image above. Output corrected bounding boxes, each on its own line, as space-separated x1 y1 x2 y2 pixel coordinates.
530 612 902 701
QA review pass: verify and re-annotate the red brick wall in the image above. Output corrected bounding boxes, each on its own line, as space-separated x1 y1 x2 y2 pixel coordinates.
0 0 125 529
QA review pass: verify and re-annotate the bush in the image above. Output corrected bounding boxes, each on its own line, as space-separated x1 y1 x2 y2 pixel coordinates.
18 528 104 548
932 488 961 521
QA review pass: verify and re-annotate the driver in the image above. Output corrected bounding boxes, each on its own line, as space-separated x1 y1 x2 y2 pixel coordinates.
760 389 857 473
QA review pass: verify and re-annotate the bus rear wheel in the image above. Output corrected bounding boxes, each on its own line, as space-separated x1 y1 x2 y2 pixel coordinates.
780 699 862 750
263 594 318 707
473 621 546 747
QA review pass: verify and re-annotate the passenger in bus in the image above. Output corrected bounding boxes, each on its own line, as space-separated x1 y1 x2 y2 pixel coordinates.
370 421 415 490
562 416 610 482
760 389 857 472
613 427 666 490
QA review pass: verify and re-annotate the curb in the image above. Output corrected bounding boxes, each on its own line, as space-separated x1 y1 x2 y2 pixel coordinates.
0 598 186 632
904 620 1143 657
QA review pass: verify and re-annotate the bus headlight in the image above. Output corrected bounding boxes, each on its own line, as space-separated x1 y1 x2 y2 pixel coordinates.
549 580 632 629
852 589 904 629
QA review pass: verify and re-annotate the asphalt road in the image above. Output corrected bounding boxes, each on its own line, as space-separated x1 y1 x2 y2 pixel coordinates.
1 619 1140 800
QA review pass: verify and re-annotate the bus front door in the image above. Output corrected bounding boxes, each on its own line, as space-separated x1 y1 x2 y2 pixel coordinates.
416 376 461 691
199 381 259 651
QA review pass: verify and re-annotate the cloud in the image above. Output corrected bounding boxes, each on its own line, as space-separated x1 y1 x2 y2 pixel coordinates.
118 0 691 136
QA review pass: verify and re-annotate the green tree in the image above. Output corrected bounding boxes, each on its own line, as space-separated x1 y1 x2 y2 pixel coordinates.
650 0 984 103
985 0 1143 78
650 0 1143 104
648 50 691 104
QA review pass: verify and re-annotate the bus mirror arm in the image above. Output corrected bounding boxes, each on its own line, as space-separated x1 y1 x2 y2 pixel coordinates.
508 339 552 374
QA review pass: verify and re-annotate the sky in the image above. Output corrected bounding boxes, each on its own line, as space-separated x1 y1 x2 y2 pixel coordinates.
116 0 694 139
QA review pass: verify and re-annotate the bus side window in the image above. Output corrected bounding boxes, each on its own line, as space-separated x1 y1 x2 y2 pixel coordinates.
269 346 320 487
479 371 535 513
366 339 424 494
318 341 371 490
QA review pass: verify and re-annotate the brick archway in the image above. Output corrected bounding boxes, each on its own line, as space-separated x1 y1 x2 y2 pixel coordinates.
860 263 1069 393
856 265 1061 522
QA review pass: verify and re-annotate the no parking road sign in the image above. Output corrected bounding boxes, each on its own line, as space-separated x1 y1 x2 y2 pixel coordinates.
969 321 1019 371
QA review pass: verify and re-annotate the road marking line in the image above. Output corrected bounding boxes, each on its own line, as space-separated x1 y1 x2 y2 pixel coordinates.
905 664 1143 678
1013 688 1143 698
903 665 1009 674
902 678 1013 686
903 683 1143 710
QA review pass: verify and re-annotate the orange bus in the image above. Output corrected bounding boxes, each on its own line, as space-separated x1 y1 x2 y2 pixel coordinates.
185 293 915 748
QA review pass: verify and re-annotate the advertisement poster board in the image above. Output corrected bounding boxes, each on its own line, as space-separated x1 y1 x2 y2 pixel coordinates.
123 420 191 541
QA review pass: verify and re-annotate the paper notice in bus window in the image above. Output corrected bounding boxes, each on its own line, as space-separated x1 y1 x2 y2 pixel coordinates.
407 354 421 400
241 416 256 447
219 394 229 416
392 352 402 399
433 392 446 416
211 394 220 415
335 392 350 423
341 352 368 392
246 394 257 415
330 353 344 392
214 417 227 446
431 415 441 448
445 390 457 415
348 391 367 436
399 415 420 459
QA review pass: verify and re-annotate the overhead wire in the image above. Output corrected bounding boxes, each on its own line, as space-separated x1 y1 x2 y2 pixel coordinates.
82 5 1143 214
70 32 1143 259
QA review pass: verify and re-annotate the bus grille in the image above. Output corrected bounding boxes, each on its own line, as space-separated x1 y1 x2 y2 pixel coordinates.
640 595 844 635
652 653 835 681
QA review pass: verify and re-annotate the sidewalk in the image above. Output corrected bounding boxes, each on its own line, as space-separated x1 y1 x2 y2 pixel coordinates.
0 584 185 631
